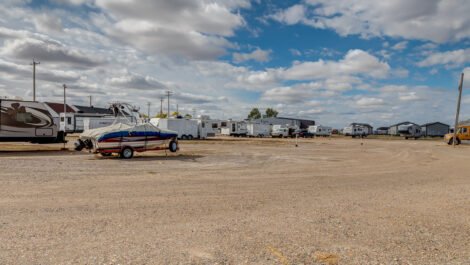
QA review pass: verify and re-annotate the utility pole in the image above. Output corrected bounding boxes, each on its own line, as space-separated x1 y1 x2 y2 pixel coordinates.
147 102 151 119
453 73 465 147
176 104 179 116
89 95 92 107
62 84 67 150
165 90 173 118
160 97 164 116
31 60 40 101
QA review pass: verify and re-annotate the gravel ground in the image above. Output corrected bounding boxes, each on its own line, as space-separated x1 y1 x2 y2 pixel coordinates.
0 137 469 264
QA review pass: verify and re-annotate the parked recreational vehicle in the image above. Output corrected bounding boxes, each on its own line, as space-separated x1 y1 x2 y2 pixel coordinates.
150 118 199 140
197 115 218 138
398 123 422 139
247 123 271 137
271 124 297 138
60 111 137 134
307 125 332 136
0 99 60 143
343 123 372 138
220 121 247 137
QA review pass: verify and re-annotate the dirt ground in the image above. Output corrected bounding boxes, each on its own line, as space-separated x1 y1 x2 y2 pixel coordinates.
0 137 469 264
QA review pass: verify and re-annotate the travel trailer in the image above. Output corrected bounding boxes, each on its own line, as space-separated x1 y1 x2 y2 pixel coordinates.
220 121 247 137
60 112 137 134
398 123 422 139
271 124 297 138
150 118 199 140
343 123 373 138
197 115 218 138
307 125 332 136
0 99 61 143
247 123 271 137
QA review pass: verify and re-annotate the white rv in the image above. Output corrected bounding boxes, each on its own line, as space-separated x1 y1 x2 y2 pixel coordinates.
60 110 137 133
150 118 199 140
247 123 271 137
343 123 372 138
0 99 60 143
308 125 332 136
398 123 422 139
197 115 218 138
220 121 247 137
271 124 297 138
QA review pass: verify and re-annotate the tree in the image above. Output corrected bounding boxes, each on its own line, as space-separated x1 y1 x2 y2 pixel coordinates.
155 113 167 118
265 108 278 118
184 114 192 119
248 108 262 119
172 111 180 117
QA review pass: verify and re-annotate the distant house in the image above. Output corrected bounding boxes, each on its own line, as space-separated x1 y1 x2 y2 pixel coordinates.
421 122 450 137
74 105 114 115
388 121 418 136
45 102 76 127
252 117 315 129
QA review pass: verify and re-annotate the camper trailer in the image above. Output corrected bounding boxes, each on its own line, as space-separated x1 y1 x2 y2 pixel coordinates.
150 118 199 140
398 123 422 139
220 121 247 137
197 115 218 138
343 123 372 138
307 125 332 136
271 124 298 138
247 123 271 137
60 112 137 133
0 99 60 143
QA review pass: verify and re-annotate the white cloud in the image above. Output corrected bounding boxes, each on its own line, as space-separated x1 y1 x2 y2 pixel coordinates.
391 41 408 51
33 13 63 33
282 49 390 80
417 48 470 67
356 97 384 107
1 37 105 67
91 0 248 60
271 0 470 43
270 4 306 25
233 48 271 63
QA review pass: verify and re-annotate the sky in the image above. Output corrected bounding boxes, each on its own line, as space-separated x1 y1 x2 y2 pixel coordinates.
0 0 469 128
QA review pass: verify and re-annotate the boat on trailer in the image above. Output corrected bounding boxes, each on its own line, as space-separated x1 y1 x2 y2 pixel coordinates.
74 103 178 158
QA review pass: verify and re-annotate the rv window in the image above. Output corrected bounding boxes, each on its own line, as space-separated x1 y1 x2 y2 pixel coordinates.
67 117 72 125
201 122 205 128
461 128 468 134
16 112 33 123
221 122 227 127
212 123 218 129
60 117 64 122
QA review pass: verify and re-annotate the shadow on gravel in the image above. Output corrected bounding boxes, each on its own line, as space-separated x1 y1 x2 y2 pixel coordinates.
96 153 204 162
0 150 82 157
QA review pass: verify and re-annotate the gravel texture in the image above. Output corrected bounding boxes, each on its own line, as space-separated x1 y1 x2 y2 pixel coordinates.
0 137 469 264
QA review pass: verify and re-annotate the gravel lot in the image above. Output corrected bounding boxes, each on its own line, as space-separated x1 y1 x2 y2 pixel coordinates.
0 137 469 264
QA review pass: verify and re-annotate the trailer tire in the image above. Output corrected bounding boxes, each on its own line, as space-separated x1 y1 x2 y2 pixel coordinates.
181 135 188 140
169 140 178 152
120 147 134 159
188 135 194 140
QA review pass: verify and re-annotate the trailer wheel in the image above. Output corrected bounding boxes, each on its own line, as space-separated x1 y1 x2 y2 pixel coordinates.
188 135 194 140
120 147 134 159
181 135 188 140
169 140 178 152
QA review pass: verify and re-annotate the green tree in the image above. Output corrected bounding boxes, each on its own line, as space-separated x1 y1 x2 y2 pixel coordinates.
155 113 167 118
184 114 192 119
265 108 278 118
172 111 180 117
248 108 262 119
